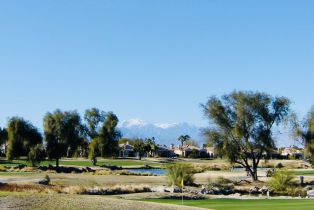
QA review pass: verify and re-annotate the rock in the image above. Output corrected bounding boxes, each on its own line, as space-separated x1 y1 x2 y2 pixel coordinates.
38 178 49 185
249 186 259 194
307 190 314 197
200 188 208 194
304 185 313 191
86 167 95 172
211 187 220 194
151 186 166 193
165 186 181 193
222 189 235 195
259 185 269 194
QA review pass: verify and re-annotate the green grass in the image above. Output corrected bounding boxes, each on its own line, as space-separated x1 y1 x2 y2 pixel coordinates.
0 158 161 168
145 198 314 210
290 170 314 176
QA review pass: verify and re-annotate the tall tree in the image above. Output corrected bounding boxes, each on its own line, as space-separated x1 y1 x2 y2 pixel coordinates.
178 135 190 156
6 117 42 161
145 137 157 157
0 127 8 155
133 138 146 160
98 112 121 157
89 138 100 165
186 139 199 147
44 110 84 168
202 91 290 181
292 107 314 163
84 108 106 139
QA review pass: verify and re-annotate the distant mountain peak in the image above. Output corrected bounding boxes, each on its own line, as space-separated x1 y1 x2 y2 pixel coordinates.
120 118 148 128
154 123 178 129
118 118 204 146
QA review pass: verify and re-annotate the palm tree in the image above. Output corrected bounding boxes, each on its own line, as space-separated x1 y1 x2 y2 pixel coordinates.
178 135 190 157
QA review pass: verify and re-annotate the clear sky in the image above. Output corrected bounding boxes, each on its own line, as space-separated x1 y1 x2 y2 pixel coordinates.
0 0 313 130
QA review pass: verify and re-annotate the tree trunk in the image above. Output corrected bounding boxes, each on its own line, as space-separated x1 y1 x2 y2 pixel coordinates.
56 158 59 169
250 167 258 181
92 157 97 166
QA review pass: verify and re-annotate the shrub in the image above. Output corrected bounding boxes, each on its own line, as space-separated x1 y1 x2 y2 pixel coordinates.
44 175 51 184
286 186 307 197
28 144 45 167
208 176 234 189
275 162 284 169
188 149 199 158
268 170 296 193
166 163 195 187
0 166 7 172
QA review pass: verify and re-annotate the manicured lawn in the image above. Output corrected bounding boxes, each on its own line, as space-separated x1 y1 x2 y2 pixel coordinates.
0 158 161 168
291 170 314 176
145 198 314 210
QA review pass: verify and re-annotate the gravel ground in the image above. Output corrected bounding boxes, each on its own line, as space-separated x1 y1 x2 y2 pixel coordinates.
0 193 208 210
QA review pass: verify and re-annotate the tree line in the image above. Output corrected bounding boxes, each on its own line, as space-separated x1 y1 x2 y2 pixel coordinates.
0 108 121 168
0 90 313 181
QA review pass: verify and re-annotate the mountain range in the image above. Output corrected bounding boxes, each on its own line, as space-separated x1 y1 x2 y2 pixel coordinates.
118 119 205 146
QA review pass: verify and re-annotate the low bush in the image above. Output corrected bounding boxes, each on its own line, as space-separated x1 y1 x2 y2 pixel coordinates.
268 170 295 192
0 166 7 172
166 163 195 187
208 176 235 189
275 162 284 169
62 184 151 195
267 170 305 196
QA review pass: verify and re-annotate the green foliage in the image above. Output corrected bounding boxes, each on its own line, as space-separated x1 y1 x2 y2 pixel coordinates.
84 108 106 139
44 110 84 167
188 149 199 158
119 138 134 145
178 135 190 147
97 112 121 157
6 117 42 160
88 138 100 159
84 109 121 158
202 91 290 180
0 127 7 146
268 170 296 193
208 176 235 190
133 139 146 160
166 163 195 187
293 107 314 164
0 127 8 156
186 139 199 147
28 144 45 167
144 137 157 157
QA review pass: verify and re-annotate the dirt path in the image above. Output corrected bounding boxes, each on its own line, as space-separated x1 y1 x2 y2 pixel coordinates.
0 193 209 210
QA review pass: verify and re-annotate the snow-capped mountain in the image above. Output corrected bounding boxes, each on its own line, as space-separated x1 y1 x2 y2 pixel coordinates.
118 119 205 146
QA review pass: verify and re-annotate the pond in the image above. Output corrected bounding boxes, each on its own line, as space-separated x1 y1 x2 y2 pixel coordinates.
128 168 167 175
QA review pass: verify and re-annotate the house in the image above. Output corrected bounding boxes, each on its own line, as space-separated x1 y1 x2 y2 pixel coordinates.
155 144 176 157
199 146 215 158
118 141 135 158
280 146 304 159
173 145 200 158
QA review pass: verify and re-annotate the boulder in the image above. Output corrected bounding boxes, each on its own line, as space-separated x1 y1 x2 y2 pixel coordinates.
259 185 269 194
165 186 181 193
200 187 208 194
151 186 166 193
38 178 49 185
249 186 259 194
307 190 314 197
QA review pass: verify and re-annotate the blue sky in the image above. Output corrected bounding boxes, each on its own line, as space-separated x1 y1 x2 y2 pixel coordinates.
0 0 313 131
